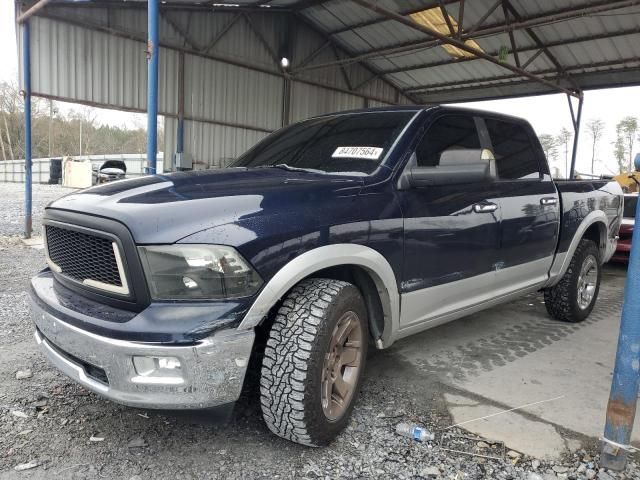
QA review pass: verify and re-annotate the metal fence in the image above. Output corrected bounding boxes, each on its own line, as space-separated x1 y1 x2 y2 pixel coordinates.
0 153 162 183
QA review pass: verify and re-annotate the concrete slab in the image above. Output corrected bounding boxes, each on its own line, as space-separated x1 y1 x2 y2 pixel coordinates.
20 236 44 250
444 393 568 459
389 264 630 459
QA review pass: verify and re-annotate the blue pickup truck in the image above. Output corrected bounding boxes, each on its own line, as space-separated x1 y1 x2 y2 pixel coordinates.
30 106 622 446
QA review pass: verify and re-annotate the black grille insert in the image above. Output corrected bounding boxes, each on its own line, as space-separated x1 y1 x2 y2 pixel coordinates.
39 329 110 386
45 225 122 288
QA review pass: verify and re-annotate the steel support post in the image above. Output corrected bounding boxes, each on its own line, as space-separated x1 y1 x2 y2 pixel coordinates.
146 0 159 174
601 194 640 469
568 93 583 179
281 77 290 127
23 21 33 239
176 51 185 171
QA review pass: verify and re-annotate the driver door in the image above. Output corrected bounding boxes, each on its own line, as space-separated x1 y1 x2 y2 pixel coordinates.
396 113 503 329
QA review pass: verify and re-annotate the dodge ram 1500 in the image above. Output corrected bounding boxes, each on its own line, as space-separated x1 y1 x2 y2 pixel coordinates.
30 106 623 446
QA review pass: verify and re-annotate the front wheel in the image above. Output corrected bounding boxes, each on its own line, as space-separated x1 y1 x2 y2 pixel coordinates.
544 239 601 323
259 278 368 446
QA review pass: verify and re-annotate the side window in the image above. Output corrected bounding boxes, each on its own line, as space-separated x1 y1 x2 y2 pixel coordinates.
485 118 541 180
415 115 481 167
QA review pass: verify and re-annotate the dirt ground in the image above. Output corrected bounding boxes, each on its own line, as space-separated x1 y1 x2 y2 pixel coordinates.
0 183 638 480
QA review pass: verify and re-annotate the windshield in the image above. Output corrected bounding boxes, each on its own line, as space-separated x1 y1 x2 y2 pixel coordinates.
624 195 637 219
231 111 416 175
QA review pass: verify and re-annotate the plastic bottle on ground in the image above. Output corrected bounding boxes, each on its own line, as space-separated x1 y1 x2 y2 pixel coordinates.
395 422 435 442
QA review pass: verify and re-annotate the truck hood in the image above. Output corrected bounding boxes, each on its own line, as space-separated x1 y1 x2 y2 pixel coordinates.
47 168 364 244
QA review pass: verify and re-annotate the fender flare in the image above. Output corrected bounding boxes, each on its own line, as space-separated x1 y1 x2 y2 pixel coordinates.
546 210 608 287
237 244 400 346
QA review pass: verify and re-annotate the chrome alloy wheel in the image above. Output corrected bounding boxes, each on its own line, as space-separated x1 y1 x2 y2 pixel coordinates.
577 254 598 310
321 311 363 421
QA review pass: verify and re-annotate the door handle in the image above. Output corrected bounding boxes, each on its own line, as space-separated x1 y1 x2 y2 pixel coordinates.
473 202 498 213
540 197 558 206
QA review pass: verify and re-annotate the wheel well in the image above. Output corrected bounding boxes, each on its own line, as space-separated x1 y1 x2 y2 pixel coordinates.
583 222 606 260
310 265 386 344
244 263 390 399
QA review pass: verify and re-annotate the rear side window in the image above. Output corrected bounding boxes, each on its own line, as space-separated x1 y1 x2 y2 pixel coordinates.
485 118 541 180
416 115 480 167
624 196 637 219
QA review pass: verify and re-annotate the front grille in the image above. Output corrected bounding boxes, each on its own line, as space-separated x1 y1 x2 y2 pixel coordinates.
45 225 123 288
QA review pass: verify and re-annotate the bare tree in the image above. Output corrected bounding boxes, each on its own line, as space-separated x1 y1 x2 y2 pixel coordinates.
0 81 21 160
538 133 557 161
0 81 150 159
613 124 627 174
556 127 572 178
0 125 6 160
586 118 605 175
616 116 638 172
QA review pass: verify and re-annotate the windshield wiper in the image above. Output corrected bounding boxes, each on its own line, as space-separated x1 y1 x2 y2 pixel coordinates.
262 163 326 174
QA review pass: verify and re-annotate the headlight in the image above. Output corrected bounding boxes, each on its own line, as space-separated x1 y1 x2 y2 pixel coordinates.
138 245 263 300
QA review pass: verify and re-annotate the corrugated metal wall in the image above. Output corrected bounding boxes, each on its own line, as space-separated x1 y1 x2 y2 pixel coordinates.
164 118 269 169
20 6 408 170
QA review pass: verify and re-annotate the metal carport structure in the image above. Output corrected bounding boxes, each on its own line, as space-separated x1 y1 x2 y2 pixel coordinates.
15 0 640 205
11 0 640 470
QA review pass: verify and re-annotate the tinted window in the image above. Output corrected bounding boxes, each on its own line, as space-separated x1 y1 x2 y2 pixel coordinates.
485 118 541 180
231 112 415 175
415 115 480 167
624 195 637 219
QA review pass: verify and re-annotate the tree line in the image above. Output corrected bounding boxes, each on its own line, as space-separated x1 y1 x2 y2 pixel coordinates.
0 81 162 161
538 116 638 178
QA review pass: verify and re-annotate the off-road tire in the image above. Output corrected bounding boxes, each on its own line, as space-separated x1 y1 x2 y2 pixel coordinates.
544 239 601 323
260 278 368 446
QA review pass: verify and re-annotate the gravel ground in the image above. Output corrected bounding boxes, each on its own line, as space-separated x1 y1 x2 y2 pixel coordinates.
0 183 76 238
1 182 638 479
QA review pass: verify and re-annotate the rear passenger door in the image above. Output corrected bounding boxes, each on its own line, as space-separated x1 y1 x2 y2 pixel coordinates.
482 117 560 288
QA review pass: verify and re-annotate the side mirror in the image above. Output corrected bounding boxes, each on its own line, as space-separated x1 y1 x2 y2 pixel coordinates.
407 149 495 187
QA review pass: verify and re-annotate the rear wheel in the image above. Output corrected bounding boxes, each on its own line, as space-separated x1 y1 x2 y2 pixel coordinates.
259 278 368 446
544 239 601 323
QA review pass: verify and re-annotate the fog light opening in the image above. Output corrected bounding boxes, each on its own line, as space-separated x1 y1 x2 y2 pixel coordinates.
132 356 184 385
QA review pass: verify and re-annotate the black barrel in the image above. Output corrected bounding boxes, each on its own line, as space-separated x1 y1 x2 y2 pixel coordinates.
49 158 62 184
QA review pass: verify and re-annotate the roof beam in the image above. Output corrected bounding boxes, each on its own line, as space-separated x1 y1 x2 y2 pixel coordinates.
501 1 520 68
293 0 331 10
161 12 199 51
503 0 580 91
350 0 578 97
328 0 460 35
466 0 501 36
331 45 354 91
295 40 332 69
413 66 640 102
406 57 640 94
201 13 242 53
378 27 640 75
291 11 420 103
438 0 457 37
456 0 465 38
17 0 52 23
44 1 291 13
308 0 640 69
353 73 379 91
521 48 545 69
242 13 280 64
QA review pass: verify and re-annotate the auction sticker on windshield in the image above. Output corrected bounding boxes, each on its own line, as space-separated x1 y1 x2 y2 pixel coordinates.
332 146 384 160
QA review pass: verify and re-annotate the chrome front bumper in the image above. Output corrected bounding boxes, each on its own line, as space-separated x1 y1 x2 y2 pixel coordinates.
30 296 255 409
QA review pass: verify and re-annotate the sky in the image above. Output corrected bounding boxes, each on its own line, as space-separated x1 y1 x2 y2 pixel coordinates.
1 2 639 176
